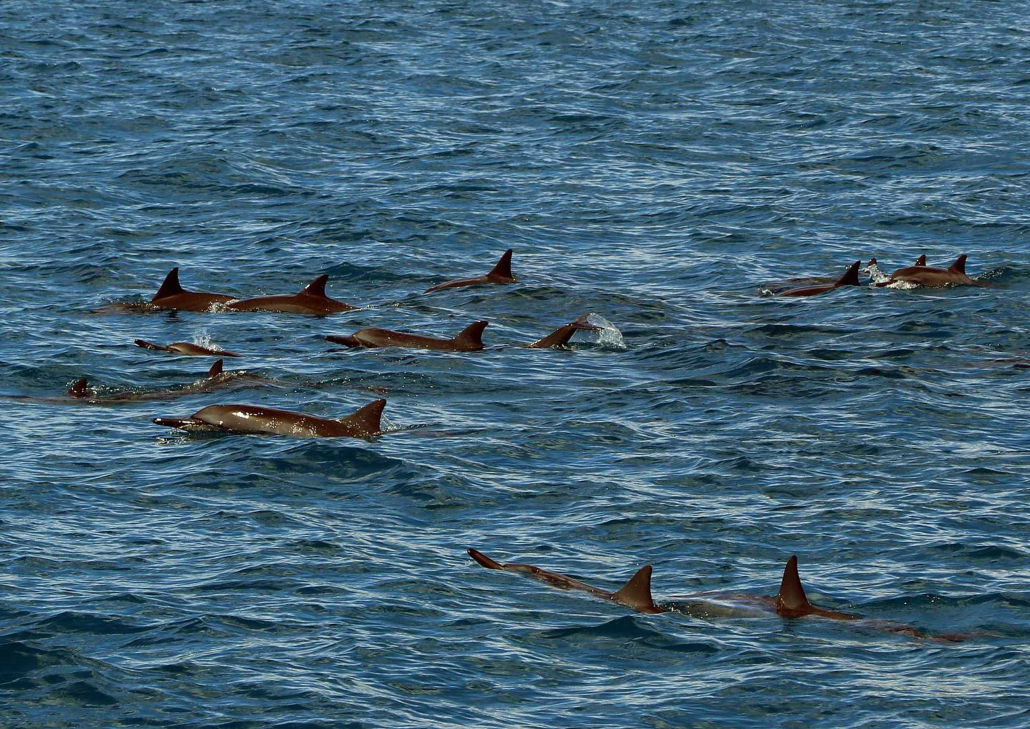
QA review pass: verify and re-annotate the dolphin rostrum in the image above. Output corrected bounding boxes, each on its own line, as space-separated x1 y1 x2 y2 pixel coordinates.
149 268 235 312
878 254 982 288
468 549 964 640
225 275 357 315
779 261 861 297
134 339 241 357
154 398 386 438
326 321 488 351
425 249 517 293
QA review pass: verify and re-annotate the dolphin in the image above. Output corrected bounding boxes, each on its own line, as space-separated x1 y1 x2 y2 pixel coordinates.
149 268 235 312
468 549 965 640
154 398 386 438
525 315 602 348
878 254 982 288
779 261 861 297
225 275 356 315
134 339 241 357
425 249 517 293
326 321 488 351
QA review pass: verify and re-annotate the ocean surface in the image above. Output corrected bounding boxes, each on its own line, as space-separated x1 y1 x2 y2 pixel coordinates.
1 0 1029 726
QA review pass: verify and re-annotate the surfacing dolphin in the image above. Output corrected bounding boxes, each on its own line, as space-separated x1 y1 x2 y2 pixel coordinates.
468 549 965 641
877 254 983 288
425 249 517 293
326 321 489 351
154 398 386 438
779 261 861 297
150 268 235 312
225 275 357 315
135 339 241 357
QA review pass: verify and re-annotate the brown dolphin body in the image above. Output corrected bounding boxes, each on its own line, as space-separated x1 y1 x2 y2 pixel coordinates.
134 339 241 357
468 550 964 640
878 254 981 288
61 360 265 404
779 261 861 297
225 275 356 314
150 268 234 312
326 321 488 351
425 250 517 293
154 398 385 438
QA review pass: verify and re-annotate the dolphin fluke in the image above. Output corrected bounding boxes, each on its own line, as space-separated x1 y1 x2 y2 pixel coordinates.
915 254 927 266
299 274 330 298
338 398 386 436
207 359 224 378
488 249 515 281
452 321 488 350
527 315 602 348
153 267 184 301
68 378 89 398
949 254 967 274
835 261 861 288
775 555 812 616
325 334 363 347
468 548 505 570
613 565 660 613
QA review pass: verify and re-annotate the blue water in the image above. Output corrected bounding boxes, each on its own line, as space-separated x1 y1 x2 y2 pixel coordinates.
2 0 1029 726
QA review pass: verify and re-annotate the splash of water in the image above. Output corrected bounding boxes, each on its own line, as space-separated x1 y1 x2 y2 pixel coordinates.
583 313 626 350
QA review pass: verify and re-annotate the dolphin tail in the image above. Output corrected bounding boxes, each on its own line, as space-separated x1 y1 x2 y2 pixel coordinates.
835 261 861 287
775 555 812 616
134 339 169 352
487 249 515 281
299 274 330 298
949 254 967 274
153 268 184 301
453 321 488 349
527 317 601 348
68 378 89 398
468 548 505 570
207 359 224 378
612 565 660 613
915 254 927 266
339 398 386 436
325 334 362 347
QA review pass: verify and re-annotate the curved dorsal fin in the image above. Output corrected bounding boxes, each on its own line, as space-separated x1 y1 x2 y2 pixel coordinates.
68 378 89 398
867 257 877 266
835 261 861 287
613 565 659 613
949 254 967 274
776 555 811 614
453 320 488 349
153 268 184 301
487 249 514 280
207 359 223 378
299 274 329 298
914 254 927 266
339 398 386 436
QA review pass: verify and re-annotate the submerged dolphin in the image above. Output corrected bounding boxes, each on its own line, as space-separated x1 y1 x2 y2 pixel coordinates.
425 249 517 293
225 275 356 315
468 549 964 640
135 339 241 357
326 321 489 351
878 254 982 288
154 398 386 438
779 261 861 297
149 268 235 312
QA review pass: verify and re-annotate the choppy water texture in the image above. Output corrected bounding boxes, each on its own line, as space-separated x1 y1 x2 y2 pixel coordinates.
2 1 1029 727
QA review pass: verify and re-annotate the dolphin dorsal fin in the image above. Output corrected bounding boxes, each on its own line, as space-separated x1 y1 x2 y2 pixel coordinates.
153 268 184 301
299 274 329 298
949 254 967 274
835 261 861 287
915 254 927 266
613 565 658 613
207 359 223 378
776 555 811 613
453 321 488 349
487 249 514 280
339 398 386 436
68 378 88 398
867 257 877 266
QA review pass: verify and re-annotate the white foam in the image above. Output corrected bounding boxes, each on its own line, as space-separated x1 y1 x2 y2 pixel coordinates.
584 313 626 350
